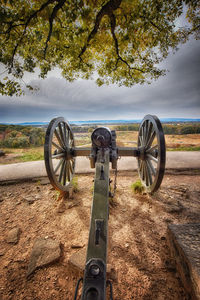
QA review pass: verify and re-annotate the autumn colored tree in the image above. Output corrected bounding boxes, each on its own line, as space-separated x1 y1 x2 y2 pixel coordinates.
0 0 199 96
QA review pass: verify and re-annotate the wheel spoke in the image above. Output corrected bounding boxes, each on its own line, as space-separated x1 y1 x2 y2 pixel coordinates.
52 141 64 152
146 131 156 149
146 153 158 163
141 161 145 180
146 160 153 185
54 158 64 174
71 158 75 170
69 129 72 147
63 122 67 147
143 162 149 186
58 159 65 183
67 161 71 181
139 135 143 146
142 126 145 146
52 153 65 159
144 120 149 146
54 128 65 149
143 121 147 146
69 160 73 173
58 123 66 148
63 160 67 185
139 160 142 172
145 122 153 147
147 158 156 176
146 144 158 154
142 124 146 146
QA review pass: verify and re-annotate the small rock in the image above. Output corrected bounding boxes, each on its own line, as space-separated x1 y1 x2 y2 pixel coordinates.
67 201 80 209
71 244 84 249
23 195 40 204
6 227 21 244
27 237 61 277
57 201 66 213
40 178 50 185
125 243 129 248
23 196 35 204
166 204 183 213
69 248 86 272
68 186 74 199
0 250 5 256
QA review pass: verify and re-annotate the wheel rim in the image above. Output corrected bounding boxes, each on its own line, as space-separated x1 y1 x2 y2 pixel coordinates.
137 115 166 193
44 117 75 191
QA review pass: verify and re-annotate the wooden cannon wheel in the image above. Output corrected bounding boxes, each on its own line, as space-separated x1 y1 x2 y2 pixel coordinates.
44 117 76 192
137 115 166 193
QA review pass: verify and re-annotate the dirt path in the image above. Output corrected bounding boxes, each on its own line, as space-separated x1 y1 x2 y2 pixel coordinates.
0 171 200 300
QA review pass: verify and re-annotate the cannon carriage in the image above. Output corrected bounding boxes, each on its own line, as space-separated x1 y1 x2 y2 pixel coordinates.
44 115 166 299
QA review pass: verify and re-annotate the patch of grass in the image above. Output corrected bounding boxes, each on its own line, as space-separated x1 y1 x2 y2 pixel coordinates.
71 176 79 192
53 190 62 201
131 179 145 194
19 148 44 162
167 146 200 151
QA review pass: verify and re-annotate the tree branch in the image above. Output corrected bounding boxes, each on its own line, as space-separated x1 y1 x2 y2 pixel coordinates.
0 23 25 35
44 0 66 58
109 13 145 77
78 0 122 61
10 0 56 67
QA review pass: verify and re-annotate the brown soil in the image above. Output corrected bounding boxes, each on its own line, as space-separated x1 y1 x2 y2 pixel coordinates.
0 153 22 164
0 171 200 300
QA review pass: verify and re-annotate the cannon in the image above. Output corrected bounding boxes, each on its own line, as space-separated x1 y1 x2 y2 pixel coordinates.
44 115 166 299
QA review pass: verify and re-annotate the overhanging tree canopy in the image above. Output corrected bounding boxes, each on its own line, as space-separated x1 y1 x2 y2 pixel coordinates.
0 0 199 96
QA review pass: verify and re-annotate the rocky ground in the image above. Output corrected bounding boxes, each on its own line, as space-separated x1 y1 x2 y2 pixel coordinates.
0 170 200 300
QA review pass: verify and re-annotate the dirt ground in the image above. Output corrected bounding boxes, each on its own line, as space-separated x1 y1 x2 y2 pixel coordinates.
0 171 200 300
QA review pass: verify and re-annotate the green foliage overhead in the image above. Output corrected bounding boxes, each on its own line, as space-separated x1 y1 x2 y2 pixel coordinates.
0 0 199 96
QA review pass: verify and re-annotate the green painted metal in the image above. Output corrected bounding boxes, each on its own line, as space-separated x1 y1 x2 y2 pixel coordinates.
86 149 110 263
81 149 110 299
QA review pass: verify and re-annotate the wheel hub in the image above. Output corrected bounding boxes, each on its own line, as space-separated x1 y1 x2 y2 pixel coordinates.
138 146 146 160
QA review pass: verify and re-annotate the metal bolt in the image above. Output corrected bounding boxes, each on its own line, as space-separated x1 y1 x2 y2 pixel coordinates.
90 264 100 276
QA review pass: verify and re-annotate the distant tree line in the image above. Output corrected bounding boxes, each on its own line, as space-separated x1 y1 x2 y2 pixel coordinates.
162 124 200 135
0 125 45 148
114 123 200 135
114 124 139 131
71 125 97 133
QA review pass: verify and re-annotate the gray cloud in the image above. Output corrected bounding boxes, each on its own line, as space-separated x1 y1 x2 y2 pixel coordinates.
0 38 200 123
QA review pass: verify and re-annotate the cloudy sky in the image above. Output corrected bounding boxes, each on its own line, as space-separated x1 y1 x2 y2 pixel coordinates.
0 37 200 123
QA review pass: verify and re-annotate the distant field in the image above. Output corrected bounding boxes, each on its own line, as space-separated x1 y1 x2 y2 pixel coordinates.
74 131 200 150
115 131 200 151
0 123 200 164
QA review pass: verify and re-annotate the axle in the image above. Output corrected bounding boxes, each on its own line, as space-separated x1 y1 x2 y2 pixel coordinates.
72 146 139 158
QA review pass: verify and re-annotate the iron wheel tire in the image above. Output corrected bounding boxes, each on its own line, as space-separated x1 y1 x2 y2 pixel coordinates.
44 117 76 192
137 115 166 193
